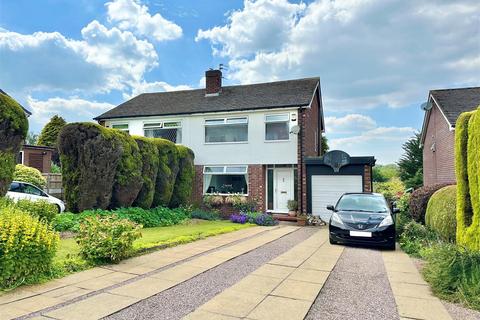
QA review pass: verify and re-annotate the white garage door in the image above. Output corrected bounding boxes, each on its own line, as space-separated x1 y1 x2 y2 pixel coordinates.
311 175 363 222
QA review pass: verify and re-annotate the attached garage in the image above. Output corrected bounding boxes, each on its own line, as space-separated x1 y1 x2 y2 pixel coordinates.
306 151 376 222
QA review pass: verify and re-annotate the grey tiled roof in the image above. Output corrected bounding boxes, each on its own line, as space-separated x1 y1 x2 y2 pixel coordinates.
430 87 480 126
95 77 320 120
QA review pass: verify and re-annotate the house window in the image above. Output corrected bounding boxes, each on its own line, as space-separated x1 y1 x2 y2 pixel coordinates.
265 114 289 141
144 121 182 143
112 123 129 133
205 117 248 143
203 165 248 195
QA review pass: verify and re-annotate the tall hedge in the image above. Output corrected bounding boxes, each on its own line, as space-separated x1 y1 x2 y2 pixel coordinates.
151 139 179 207
132 136 159 209
456 107 480 251
38 115 67 147
109 131 143 209
58 123 123 212
0 93 28 196
426 185 457 242
169 145 195 208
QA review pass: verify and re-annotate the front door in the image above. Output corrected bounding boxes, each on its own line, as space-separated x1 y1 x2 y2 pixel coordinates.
274 168 294 212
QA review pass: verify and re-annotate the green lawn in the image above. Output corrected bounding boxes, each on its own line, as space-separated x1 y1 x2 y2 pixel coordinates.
55 220 252 263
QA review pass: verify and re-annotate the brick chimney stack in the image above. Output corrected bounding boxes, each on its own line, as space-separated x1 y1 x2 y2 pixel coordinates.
205 69 222 95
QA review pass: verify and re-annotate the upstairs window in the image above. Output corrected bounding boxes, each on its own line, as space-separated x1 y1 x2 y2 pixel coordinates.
144 121 182 143
203 165 248 195
205 117 248 143
112 123 129 133
265 113 289 141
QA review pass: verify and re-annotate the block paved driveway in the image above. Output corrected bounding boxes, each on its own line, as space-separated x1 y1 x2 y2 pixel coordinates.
0 225 460 320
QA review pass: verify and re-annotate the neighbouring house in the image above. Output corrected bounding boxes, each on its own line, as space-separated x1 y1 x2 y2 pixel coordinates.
17 145 55 173
420 87 480 186
95 70 374 217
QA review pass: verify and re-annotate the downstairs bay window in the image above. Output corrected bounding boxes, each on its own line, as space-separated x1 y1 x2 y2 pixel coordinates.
203 165 248 195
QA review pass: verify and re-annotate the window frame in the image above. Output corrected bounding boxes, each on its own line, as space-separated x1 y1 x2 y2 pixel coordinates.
111 123 130 133
204 116 249 144
143 120 183 144
264 113 290 142
203 165 249 195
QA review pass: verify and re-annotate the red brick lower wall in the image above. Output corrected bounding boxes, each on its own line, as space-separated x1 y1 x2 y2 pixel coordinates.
364 165 372 192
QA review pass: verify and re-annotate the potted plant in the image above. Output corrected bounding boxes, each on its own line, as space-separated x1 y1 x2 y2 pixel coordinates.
287 200 298 217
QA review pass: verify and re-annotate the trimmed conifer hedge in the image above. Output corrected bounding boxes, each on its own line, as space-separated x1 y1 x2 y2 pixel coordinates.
132 136 160 209
151 138 179 207
426 185 457 242
456 107 480 251
169 145 195 208
0 93 28 196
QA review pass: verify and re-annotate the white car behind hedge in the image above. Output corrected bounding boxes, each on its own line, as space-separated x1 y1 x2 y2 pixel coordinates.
6 181 65 212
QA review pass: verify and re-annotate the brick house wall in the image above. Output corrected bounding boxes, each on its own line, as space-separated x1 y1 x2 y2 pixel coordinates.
19 146 54 173
363 165 372 192
298 91 322 214
423 103 456 186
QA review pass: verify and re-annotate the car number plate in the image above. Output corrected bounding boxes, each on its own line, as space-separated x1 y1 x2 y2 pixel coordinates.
350 231 372 237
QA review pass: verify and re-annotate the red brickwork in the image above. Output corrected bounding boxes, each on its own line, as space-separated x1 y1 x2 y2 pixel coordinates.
423 103 456 186
364 165 372 192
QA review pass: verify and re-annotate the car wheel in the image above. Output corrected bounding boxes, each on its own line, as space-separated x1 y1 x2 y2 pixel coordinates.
56 204 62 213
386 241 396 250
329 237 337 245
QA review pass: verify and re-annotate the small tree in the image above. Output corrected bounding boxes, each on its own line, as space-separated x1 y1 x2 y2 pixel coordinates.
397 133 423 189
38 115 67 147
25 132 39 145
321 134 329 155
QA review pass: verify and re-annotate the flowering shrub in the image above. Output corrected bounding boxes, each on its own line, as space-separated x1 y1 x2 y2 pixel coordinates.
13 164 47 189
76 215 142 263
230 213 248 224
255 213 277 226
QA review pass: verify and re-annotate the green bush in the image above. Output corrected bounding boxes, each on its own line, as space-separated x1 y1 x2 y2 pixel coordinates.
132 136 160 209
0 207 59 288
76 215 141 263
395 193 412 239
456 107 480 251
399 221 438 257
110 130 143 209
58 123 123 212
0 93 28 196
425 185 457 242
0 197 58 222
191 209 220 221
373 177 405 204
13 164 47 189
52 213 79 232
151 139 179 207
409 183 450 223
38 115 67 147
169 145 194 208
422 243 480 310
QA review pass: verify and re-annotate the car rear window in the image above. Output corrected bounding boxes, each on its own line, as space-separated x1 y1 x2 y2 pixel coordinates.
8 182 22 192
337 194 388 213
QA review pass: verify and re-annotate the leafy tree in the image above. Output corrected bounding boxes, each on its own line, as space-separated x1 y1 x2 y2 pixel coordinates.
397 133 423 189
25 132 38 145
321 134 329 155
373 164 399 183
38 115 67 147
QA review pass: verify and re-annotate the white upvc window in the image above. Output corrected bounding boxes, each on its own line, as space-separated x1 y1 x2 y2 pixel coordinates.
203 165 248 195
144 121 182 143
205 117 248 143
111 123 129 133
265 113 290 141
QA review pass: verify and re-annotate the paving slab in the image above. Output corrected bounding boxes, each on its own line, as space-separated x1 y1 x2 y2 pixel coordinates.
199 289 265 318
271 279 323 301
183 310 240 320
229 274 283 295
251 264 295 279
395 295 452 320
7 294 64 313
74 271 137 290
107 277 177 299
41 285 92 301
287 268 329 284
247 296 312 320
0 305 30 319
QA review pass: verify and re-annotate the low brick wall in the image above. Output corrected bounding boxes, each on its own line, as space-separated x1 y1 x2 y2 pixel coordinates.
42 173 63 199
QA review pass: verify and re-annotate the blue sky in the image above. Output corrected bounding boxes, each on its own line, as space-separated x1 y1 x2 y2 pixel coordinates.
1 0 479 163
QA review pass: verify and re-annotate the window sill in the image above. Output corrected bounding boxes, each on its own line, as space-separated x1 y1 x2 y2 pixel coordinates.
203 193 249 196
204 141 249 145
264 139 291 143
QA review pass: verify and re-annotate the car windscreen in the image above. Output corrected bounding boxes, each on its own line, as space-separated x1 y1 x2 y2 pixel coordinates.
336 194 388 214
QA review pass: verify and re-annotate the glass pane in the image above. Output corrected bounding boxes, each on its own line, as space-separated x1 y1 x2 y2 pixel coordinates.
204 174 248 194
266 122 289 140
163 121 181 128
144 123 162 128
205 124 248 143
226 117 248 124
112 124 129 129
204 166 224 173
205 119 225 125
225 166 248 173
266 114 289 122
9 182 21 192
144 128 182 143
267 170 274 210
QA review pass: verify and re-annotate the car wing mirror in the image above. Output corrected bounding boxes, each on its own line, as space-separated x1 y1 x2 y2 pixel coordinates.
392 207 400 214
326 205 335 211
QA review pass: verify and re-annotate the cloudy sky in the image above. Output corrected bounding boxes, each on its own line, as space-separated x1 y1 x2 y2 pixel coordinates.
1 0 479 163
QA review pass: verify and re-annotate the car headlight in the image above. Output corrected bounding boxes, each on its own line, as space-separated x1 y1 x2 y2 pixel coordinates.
330 212 345 227
378 215 394 228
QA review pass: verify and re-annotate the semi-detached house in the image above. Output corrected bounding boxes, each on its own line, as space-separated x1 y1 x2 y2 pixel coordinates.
95 70 324 215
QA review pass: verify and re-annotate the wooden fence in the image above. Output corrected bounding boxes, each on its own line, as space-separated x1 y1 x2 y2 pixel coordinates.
42 173 63 199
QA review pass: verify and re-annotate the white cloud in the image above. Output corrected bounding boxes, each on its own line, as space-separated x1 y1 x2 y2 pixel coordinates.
124 80 192 99
27 96 115 126
197 0 480 111
325 114 376 134
0 22 158 94
329 126 417 164
106 0 182 41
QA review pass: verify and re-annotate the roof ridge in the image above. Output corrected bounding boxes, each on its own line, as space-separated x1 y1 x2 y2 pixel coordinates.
430 86 480 93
